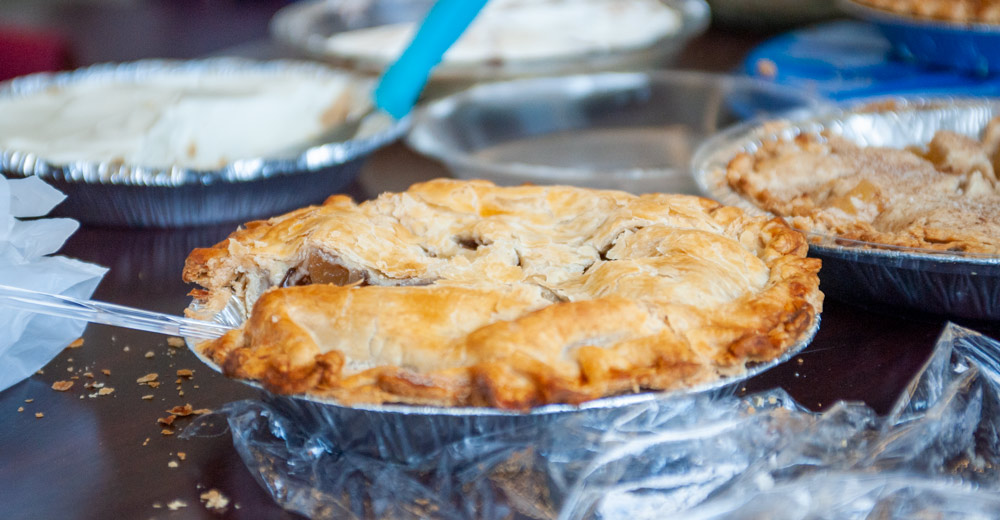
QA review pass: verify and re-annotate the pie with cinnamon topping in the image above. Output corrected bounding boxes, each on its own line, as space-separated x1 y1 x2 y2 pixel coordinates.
183 179 822 409
726 116 1000 254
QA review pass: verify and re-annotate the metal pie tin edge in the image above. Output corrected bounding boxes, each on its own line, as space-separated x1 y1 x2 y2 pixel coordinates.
691 95 1000 319
184 296 820 419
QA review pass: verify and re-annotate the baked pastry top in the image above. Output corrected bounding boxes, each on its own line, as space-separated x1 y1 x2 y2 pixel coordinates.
184 179 822 409
855 0 1000 24
726 116 1000 254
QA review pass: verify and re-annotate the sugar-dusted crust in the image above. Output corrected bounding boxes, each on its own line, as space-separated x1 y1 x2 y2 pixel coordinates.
726 117 1000 254
854 0 1000 24
184 179 822 410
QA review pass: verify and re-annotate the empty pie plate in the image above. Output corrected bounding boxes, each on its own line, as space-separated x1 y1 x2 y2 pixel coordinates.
406 70 823 194
0 58 407 228
693 96 1000 320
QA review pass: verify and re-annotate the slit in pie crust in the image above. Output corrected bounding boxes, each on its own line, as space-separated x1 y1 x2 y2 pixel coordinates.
183 179 822 409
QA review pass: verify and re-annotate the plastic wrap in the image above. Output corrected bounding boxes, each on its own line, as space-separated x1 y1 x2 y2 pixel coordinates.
0 175 107 392
185 322 1000 519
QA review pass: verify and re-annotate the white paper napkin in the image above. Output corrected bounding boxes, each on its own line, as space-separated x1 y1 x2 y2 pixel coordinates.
0 176 107 392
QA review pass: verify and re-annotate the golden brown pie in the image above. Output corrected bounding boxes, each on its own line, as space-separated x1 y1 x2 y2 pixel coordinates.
183 179 822 410
725 116 1000 254
854 0 1000 24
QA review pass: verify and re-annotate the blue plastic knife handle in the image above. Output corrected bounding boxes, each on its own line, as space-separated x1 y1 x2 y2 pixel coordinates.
373 0 489 119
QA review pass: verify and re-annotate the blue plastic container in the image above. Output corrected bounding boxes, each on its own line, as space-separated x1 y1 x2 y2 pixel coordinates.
744 21 1000 100
840 0 1000 76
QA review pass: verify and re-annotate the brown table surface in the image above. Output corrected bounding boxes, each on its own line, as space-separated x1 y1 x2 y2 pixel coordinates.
2 4 1000 519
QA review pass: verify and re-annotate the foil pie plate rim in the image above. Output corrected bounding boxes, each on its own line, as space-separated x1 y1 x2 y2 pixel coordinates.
185 296 821 418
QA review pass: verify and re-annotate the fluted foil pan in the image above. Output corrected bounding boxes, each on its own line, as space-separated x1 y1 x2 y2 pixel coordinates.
184 323 1000 519
0 58 408 228
692 97 1000 320
186 294 819 463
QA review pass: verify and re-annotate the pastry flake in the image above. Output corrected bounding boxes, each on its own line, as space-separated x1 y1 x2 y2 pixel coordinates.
184 179 822 409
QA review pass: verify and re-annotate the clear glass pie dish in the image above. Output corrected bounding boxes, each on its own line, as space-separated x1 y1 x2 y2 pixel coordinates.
405 70 824 195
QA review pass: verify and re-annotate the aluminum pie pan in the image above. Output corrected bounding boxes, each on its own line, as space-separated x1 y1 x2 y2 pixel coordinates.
0 58 408 228
692 96 1000 320
269 0 710 86
186 296 819 461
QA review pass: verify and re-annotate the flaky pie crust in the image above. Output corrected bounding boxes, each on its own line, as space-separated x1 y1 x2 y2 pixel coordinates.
726 116 1000 254
184 179 822 410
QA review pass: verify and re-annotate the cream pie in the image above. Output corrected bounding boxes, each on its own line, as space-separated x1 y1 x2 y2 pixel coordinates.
184 179 822 409
324 0 683 70
726 116 1000 254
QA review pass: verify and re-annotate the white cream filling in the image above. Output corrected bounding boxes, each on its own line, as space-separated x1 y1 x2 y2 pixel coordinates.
325 0 682 66
0 71 369 170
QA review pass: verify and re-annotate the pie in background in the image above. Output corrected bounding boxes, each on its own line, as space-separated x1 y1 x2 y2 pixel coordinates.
726 116 1000 254
854 0 1000 24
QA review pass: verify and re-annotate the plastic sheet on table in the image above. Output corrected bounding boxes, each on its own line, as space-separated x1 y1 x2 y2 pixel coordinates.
185 322 1000 519
0 175 107 392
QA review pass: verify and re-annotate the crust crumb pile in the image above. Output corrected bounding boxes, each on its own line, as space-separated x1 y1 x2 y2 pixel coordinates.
200 489 230 511
184 179 821 409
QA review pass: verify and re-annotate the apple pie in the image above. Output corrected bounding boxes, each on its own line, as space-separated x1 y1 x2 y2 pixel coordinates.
725 116 1000 254
183 179 822 409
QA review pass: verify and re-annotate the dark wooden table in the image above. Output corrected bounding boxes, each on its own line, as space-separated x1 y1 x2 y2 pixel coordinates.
1 3 998 519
